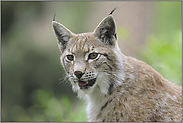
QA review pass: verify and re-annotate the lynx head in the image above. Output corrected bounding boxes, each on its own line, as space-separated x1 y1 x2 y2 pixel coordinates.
52 12 124 98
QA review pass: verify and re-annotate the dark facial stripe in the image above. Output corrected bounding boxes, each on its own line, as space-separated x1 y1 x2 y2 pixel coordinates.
99 53 113 61
108 83 114 95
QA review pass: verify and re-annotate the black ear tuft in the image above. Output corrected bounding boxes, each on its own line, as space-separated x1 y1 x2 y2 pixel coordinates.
109 7 118 15
53 12 56 21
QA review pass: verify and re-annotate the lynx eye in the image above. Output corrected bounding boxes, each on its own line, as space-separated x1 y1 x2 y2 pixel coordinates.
88 53 98 59
66 55 74 61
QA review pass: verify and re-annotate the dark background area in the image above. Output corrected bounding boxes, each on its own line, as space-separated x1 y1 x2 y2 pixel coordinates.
1 1 182 122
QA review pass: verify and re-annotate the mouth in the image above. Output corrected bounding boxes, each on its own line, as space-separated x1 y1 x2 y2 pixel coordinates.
78 78 97 89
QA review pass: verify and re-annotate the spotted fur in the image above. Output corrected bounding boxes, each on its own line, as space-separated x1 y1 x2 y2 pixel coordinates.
52 12 182 122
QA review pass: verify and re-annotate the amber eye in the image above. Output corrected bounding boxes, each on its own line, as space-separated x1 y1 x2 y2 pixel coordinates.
88 53 98 59
66 55 74 61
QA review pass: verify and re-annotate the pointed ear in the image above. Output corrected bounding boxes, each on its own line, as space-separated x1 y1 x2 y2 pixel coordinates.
93 15 117 46
52 21 75 53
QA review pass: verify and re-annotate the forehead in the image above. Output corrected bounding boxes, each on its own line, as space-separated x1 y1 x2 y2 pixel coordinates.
67 33 100 54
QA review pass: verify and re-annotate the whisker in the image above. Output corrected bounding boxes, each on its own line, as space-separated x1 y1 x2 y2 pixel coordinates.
59 75 69 85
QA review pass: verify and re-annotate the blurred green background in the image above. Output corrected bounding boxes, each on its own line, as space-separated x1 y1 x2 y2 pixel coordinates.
1 1 182 122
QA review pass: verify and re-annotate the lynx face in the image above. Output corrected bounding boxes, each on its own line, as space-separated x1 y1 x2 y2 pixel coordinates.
52 15 123 97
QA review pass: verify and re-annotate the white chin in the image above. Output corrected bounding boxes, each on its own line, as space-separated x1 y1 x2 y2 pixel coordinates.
79 86 94 94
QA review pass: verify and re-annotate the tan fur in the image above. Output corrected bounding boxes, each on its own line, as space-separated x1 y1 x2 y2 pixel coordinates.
52 13 182 122
97 56 182 122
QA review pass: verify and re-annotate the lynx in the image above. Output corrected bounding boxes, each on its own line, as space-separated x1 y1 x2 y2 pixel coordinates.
52 9 182 122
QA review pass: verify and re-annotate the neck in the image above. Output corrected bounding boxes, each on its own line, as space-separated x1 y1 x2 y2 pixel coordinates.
86 85 108 121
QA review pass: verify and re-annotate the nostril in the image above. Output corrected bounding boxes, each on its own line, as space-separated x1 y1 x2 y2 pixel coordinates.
74 71 84 79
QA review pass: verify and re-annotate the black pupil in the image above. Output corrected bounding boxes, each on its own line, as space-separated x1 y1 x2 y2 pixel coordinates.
67 55 74 61
89 53 98 59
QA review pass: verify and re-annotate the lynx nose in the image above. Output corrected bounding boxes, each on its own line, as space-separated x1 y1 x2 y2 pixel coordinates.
74 71 84 79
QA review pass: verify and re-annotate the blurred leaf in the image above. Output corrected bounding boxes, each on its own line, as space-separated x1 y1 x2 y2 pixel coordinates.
141 30 182 85
117 27 129 40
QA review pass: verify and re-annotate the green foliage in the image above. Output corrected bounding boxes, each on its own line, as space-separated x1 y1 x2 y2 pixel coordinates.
117 27 129 40
31 90 87 122
154 1 181 34
140 1 181 86
3 89 87 122
141 30 182 85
